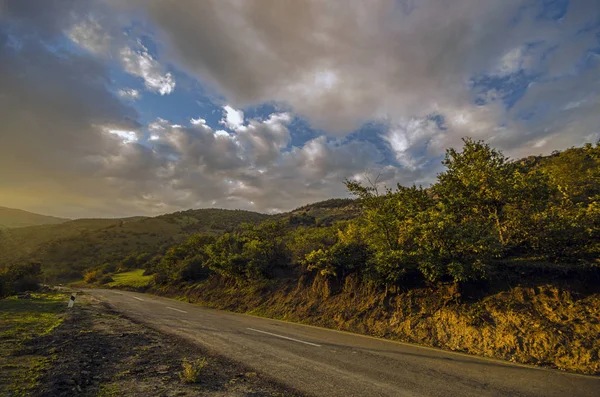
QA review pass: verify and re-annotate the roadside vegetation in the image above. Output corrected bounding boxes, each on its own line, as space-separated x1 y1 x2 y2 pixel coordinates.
0 291 300 396
179 358 208 384
106 269 153 289
0 292 68 396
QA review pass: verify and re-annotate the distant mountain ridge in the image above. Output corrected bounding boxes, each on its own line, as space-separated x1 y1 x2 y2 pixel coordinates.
0 207 271 280
0 200 357 280
0 206 69 228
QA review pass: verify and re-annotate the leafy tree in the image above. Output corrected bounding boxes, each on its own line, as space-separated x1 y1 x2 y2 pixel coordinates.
302 223 371 279
205 233 247 281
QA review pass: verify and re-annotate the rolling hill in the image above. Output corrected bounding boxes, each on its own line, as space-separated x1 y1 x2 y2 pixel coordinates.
0 207 68 228
0 208 270 280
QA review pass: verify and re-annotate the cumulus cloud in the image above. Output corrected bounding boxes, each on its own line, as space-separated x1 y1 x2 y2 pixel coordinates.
136 112 390 213
221 105 245 130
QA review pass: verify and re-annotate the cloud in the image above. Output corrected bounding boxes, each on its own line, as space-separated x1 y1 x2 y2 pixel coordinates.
128 112 392 214
118 88 141 101
120 44 176 95
221 105 245 130
68 17 111 55
111 0 600 153
107 129 138 144
0 6 145 218
111 0 522 130
2 0 600 218
492 46 534 77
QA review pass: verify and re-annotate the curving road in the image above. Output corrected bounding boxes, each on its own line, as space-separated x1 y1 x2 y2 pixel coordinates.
85 289 600 397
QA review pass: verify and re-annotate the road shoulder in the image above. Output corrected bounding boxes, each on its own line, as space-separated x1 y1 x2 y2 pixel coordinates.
23 293 303 396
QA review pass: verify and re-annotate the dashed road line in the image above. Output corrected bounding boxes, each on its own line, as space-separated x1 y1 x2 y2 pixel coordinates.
247 328 321 347
166 306 188 314
132 296 145 301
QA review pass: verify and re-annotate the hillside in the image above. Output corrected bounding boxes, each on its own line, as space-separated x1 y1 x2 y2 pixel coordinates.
282 198 359 226
0 207 68 228
0 209 269 280
120 140 600 374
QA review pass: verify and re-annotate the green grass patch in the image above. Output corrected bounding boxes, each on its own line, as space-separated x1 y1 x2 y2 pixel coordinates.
0 292 69 396
107 269 153 289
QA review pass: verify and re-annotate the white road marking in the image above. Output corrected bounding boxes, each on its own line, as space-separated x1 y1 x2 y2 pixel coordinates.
132 296 145 301
247 328 321 347
166 306 188 314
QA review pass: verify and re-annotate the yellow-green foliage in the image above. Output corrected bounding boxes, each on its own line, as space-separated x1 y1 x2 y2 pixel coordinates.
84 269 103 284
0 292 68 396
107 269 153 288
179 358 208 383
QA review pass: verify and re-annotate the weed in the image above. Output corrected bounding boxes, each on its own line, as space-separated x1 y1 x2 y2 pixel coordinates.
178 357 208 384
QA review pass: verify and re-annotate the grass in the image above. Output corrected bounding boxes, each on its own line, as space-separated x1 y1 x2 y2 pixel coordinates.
0 292 69 396
179 358 208 384
106 269 153 289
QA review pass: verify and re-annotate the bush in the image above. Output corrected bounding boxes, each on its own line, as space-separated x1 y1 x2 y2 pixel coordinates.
101 262 118 273
98 274 114 284
0 262 42 298
179 358 207 383
83 269 103 284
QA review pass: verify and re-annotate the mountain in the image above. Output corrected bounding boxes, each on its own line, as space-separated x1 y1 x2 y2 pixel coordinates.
0 208 270 280
0 206 68 228
0 199 358 281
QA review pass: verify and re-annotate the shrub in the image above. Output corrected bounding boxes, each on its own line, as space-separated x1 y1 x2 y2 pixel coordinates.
98 274 114 284
0 262 42 298
179 358 207 383
83 269 103 284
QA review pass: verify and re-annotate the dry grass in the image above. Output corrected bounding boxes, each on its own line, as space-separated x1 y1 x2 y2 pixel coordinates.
179 358 208 384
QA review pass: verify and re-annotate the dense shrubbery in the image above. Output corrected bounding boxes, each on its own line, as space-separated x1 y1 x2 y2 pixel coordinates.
151 139 600 290
0 262 42 298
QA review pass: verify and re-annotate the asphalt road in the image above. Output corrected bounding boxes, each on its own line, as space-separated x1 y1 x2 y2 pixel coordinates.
85 289 600 397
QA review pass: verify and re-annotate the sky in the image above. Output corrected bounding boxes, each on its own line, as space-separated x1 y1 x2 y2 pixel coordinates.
0 0 598 218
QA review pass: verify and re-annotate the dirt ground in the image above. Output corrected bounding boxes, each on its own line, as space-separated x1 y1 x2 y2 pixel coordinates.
24 295 302 397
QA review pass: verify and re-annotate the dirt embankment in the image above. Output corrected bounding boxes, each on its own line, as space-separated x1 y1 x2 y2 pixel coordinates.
154 275 600 376
22 295 302 396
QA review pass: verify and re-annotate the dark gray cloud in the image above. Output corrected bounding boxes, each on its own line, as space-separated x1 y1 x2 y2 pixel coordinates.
0 3 142 217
